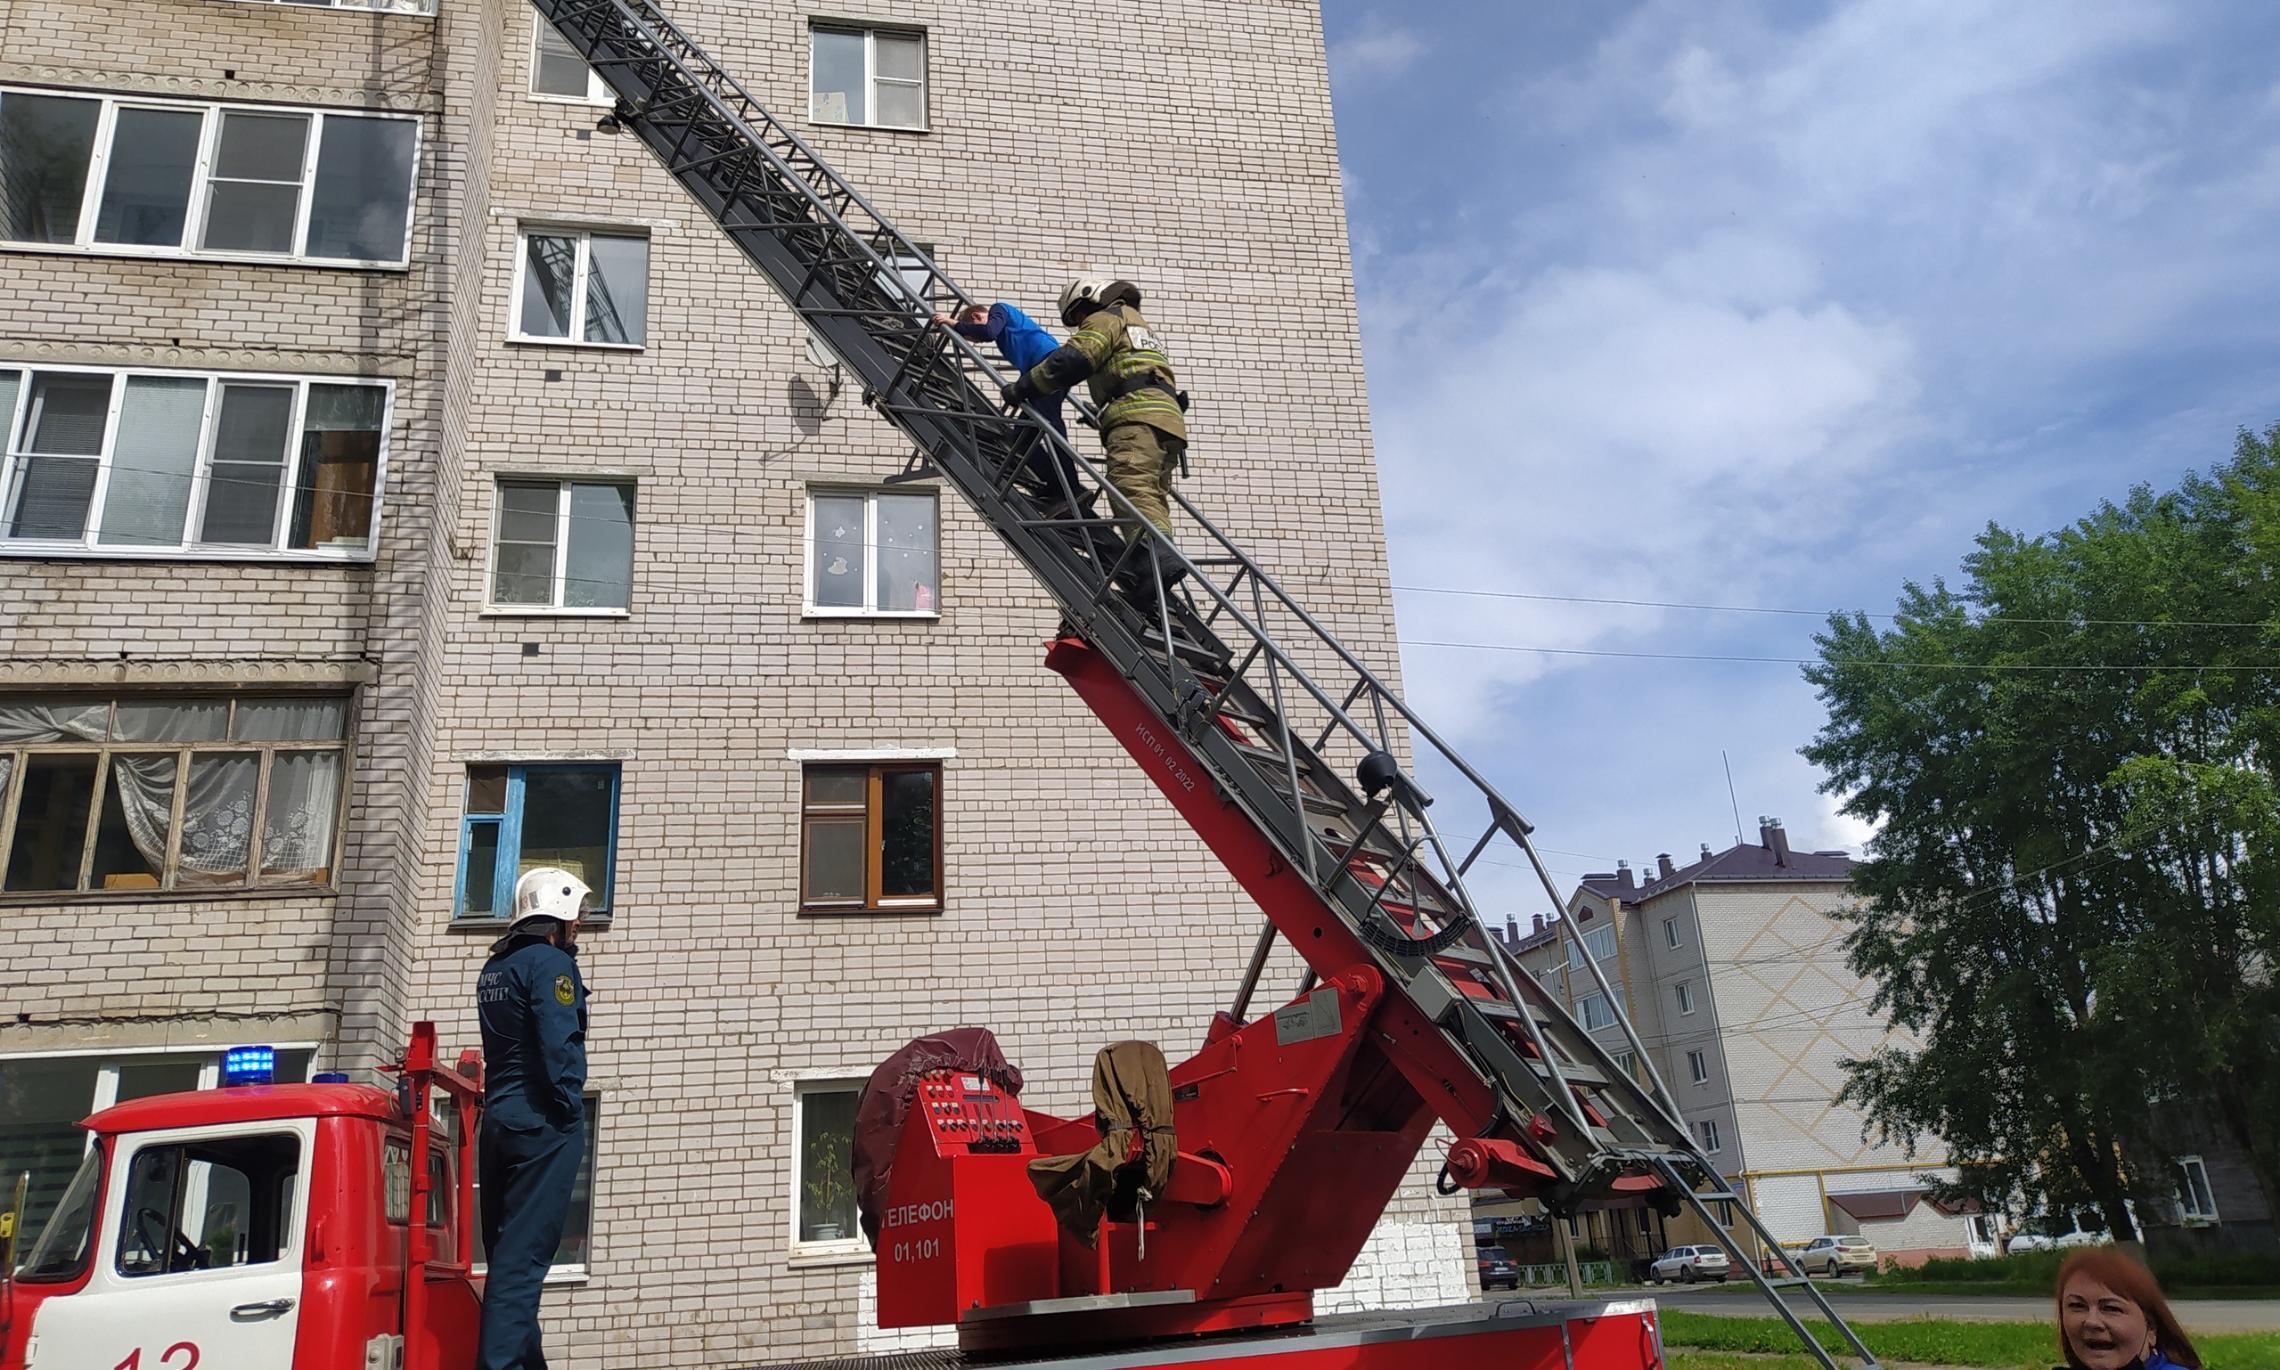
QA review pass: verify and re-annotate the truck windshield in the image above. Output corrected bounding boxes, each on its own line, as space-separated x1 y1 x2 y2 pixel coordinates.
16 1148 101 1282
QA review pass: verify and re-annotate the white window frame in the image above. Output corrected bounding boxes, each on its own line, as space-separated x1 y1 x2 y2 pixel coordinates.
0 363 392 562
529 16 613 105
2176 1155 2218 1225
467 1093 599 1283
0 1042 324 1154
0 87 420 269
1663 916 1681 949
1687 1049 1709 1084
1698 1119 1722 1154
217 0 436 13
483 476 636 616
802 487 941 619
1576 991 1612 1031
807 24 929 132
508 226 649 349
1568 922 1616 971
1615 1050 1637 1079
1676 981 1697 1016
789 1077 869 1263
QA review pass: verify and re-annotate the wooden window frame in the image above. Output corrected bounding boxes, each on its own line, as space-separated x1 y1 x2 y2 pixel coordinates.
0 695 352 901
798 761 942 913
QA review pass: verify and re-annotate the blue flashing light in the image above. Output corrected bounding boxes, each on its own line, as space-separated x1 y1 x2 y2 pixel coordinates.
313 1071 351 1084
222 1045 276 1087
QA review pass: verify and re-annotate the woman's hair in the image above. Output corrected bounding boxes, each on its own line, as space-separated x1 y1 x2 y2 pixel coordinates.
2055 1248 2201 1370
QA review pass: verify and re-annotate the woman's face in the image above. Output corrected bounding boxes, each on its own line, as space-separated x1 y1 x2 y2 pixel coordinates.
2062 1275 2154 1370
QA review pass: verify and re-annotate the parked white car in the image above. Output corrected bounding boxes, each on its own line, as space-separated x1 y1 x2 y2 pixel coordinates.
1796 1235 1878 1276
1648 1245 1732 1284
2005 1232 2057 1253
2054 1227 2114 1250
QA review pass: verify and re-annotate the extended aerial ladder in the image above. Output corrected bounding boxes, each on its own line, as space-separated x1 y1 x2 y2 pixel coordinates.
525 2 1879 1365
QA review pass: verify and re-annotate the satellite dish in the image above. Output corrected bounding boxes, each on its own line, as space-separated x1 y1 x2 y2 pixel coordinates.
805 328 837 371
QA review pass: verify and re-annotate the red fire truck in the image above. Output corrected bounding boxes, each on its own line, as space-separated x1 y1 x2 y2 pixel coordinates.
1 0 1879 1366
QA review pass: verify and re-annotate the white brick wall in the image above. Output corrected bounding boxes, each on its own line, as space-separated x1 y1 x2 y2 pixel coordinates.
0 0 1469 1362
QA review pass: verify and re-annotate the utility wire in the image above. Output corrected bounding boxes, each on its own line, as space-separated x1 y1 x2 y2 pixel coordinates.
1401 639 2280 673
1392 583 2277 632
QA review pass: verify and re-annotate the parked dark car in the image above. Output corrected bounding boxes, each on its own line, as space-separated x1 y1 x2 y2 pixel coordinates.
1478 1244 1520 1291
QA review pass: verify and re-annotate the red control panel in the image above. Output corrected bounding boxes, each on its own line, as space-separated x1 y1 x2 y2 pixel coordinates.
917 1070 1033 1155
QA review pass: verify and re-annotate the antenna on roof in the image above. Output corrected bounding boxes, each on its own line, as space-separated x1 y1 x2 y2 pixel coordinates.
1721 750 1743 848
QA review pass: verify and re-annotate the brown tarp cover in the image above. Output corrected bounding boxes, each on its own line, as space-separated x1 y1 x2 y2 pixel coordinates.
1827 1188 1925 1222
1026 1040 1177 1246
853 1028 1024 1248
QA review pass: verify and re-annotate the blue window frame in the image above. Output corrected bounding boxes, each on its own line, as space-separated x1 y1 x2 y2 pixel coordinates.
454 762 619 919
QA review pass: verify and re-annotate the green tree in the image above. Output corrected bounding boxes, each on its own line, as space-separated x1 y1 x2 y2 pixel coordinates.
1804 425 2280 1239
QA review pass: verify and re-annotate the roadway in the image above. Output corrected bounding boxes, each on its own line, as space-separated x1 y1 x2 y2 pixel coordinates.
1642 1285 2280 1332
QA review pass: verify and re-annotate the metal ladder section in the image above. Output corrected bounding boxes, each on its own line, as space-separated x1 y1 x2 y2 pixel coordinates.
526 3 1876 1364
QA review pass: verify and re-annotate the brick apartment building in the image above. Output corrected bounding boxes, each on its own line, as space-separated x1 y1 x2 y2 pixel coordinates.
0 0 1470 1362
1478 820 1989 1274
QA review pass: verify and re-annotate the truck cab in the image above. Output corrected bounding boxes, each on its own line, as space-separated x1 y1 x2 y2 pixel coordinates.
2 1029 482 1370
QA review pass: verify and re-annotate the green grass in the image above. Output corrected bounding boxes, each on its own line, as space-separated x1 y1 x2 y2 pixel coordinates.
1670 1354 1828 1370
1657 1311 2280 1370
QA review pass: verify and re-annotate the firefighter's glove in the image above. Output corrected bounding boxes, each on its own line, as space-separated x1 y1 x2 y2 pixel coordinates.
1001 375 1037 409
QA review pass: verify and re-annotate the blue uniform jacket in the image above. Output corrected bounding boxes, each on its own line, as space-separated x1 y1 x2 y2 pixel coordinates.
958 303 1066 430
477 935 588 1131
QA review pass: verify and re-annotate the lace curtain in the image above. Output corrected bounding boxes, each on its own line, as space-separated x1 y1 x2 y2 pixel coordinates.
0 700 340 881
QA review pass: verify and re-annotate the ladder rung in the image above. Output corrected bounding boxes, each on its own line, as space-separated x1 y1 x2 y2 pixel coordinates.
1228 740 1314 777
1142 627 1232 672
1432 945 1495 966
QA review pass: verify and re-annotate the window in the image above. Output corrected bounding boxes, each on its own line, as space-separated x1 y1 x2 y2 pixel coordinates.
1697 1119 1722 1154
512 228 648 347
454 763 619 920
809 25 927 130
1687 1049 1709 1084
471 1095 598 1274
222 0 437 11
531 17 611 103
0 366 389 558
1567 923 1615 971
0 697 349 896
799 763 940 911
793 1080 862 1252
1713 1199 1737 1226
1676 981 1697 1015
2176 1156 2218 1224
117 1131 301 1276
489 479 635 612
0 89 416 266
0 1047 314 1272
806 489 939 616
1614 1050 1637 1080
1663 916 1681 949
1576 991 1613 1031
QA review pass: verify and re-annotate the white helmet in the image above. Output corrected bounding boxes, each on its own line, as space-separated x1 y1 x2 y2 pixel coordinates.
511 867 591 928
1058 276 1130 327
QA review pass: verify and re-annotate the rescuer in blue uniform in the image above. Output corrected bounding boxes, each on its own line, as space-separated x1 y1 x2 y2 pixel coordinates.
475 867 592 1370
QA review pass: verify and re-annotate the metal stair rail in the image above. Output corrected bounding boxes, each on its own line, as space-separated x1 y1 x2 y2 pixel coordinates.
527 4 1875 1364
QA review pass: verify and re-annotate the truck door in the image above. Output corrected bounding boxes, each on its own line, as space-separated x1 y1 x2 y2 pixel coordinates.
28 1119 313 1370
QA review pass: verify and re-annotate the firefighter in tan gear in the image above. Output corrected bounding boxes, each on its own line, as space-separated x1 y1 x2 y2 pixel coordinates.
1001 277 1188 583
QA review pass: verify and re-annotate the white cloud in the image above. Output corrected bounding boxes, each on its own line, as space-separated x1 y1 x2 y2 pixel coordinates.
1377 265 1918 736
1343 0 2280 879
1328 14 1426 83
1812 788 1881 858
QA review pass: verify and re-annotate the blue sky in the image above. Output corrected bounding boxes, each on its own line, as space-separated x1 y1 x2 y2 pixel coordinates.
1318 0 2280 912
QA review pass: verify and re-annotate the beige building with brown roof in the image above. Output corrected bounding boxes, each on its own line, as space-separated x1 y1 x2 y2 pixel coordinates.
1483 819 1991 1274
0 0 1471 1362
